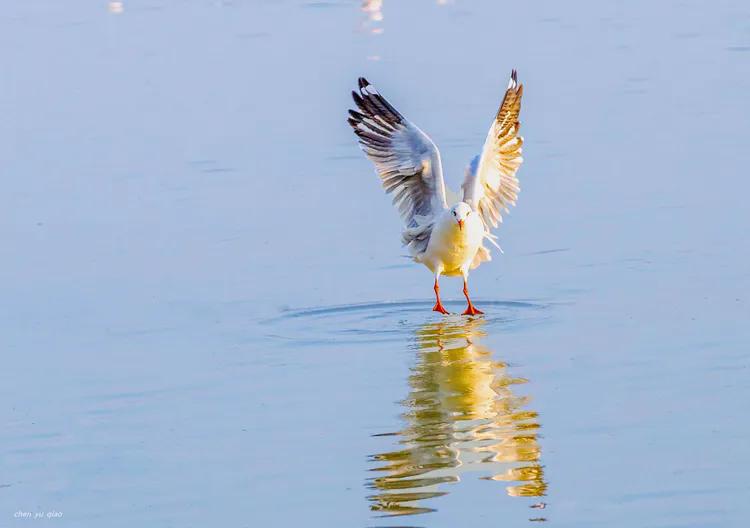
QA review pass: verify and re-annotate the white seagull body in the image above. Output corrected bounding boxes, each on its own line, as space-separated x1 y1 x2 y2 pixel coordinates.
348 71 524 315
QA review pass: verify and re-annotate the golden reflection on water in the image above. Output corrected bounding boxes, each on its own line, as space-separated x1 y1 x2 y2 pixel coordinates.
107 1 124 15
368 317 547 517
361 0 384 35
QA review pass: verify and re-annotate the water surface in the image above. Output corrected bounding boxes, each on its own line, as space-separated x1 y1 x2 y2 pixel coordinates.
1 1 749 527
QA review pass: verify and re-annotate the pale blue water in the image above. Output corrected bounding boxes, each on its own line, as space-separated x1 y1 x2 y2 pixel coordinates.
1 1 749 527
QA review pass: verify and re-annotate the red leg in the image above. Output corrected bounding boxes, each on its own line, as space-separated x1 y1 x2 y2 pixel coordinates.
432 277 450 314
462 278 484 316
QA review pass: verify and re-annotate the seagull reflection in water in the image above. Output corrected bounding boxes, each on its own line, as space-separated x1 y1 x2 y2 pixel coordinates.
368 317 547 517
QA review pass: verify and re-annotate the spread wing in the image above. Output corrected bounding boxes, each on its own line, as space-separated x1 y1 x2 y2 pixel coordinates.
462 70 523 231
348 77 448 227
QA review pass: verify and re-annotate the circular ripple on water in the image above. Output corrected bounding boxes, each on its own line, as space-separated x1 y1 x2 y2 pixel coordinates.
261 299 552 345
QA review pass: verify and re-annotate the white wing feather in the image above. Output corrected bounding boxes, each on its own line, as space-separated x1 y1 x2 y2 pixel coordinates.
462 70 524 231
349 78 448 228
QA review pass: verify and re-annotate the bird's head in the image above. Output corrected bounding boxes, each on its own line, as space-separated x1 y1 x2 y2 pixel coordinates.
450 202 473 231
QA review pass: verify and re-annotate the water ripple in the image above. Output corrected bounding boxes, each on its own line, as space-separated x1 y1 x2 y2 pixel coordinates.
262 299 550 345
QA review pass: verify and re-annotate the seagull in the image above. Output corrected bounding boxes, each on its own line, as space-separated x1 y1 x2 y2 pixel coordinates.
348 71 524 315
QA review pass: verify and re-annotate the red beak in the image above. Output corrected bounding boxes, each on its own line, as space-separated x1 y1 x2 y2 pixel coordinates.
457 219 464 230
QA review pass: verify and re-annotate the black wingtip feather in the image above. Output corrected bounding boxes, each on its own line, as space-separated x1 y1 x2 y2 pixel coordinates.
352 90 365 107
350 77 404 128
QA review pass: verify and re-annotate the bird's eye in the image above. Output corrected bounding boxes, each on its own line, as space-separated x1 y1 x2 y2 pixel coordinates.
452 211 456 216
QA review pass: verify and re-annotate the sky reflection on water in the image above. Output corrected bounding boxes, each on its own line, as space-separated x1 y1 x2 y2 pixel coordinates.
0 0 748 527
